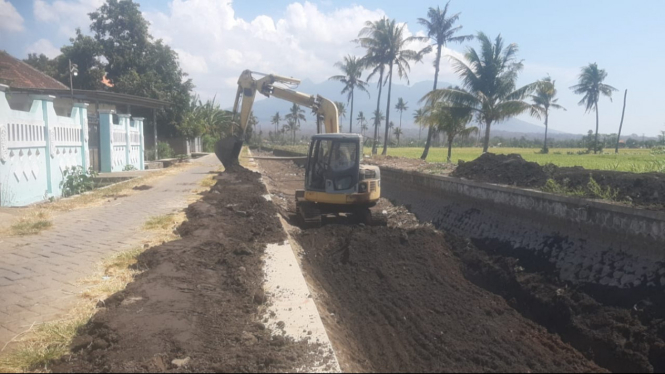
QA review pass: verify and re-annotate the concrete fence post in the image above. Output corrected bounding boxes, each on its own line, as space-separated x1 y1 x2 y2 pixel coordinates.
74 103 89 171
32 95 56 195
99 109 115 173
118 114 131 170
134 117 145 170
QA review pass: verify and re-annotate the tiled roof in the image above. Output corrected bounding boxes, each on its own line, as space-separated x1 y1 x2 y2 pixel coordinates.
0 51 68 90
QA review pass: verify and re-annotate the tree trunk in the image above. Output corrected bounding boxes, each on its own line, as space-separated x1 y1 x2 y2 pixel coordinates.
382 62 394 155
372 70 384 155
615 89 627 154
421 43 443 160
594 101 599 154
447 137 453 163
349 89 354 134
482 119 492 153
543 111 549 152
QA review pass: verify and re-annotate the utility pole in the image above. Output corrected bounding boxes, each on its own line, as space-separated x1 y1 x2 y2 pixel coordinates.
68 59 78 100
615 89 627 154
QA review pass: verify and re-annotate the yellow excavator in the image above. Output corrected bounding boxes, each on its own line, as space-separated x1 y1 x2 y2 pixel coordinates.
215 70 384 226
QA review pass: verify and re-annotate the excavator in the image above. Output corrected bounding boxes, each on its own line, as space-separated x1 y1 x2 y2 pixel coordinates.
215 70 384 227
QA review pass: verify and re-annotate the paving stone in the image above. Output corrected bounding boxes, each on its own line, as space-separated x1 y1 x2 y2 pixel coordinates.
0 155 220 346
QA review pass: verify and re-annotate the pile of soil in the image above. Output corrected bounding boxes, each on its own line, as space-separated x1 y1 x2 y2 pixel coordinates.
295 225 602 373
453 153 549 187
54 167 327 373
453 153 665 207
449 235 665 373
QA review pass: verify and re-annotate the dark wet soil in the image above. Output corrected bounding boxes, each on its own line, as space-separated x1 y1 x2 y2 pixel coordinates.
54 167 329 373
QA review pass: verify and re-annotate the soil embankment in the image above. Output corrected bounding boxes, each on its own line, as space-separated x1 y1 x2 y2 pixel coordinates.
55 167 331 373
454 153 665 208
257 156 603 373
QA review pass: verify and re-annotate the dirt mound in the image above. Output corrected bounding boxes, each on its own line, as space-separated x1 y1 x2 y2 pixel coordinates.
54 168 327 373
554 168 665 207
296 225 603 373
453 153 549 187
452 153 665 207
450 235 665 373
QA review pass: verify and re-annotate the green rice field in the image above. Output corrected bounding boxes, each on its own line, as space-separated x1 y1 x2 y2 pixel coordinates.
274 145 664 173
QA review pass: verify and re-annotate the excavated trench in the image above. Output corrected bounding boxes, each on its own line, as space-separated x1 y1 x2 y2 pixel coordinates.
257 153 665 373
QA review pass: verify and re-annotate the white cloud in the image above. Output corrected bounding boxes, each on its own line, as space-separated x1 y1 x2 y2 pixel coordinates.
145 0 393 104
33 0 104 36
0 0 25 32
26 38 61 58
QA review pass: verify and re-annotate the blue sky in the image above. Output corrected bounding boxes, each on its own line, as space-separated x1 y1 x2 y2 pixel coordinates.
2 0 664 136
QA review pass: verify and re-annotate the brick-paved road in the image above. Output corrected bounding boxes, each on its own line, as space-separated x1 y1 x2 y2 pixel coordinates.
0 155 220 347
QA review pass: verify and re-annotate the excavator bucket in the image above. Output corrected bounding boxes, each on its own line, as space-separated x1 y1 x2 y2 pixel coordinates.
215 135 243 169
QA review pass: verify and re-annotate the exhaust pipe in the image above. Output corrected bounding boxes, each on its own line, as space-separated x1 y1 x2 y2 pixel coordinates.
215 135 244 170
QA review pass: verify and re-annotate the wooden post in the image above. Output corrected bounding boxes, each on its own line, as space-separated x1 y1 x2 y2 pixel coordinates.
615 89 627 154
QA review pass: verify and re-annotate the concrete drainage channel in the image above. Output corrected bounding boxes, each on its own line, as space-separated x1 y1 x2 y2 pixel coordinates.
255 149 665 373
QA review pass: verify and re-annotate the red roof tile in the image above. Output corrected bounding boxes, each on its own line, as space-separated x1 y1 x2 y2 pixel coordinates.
0 51 68 90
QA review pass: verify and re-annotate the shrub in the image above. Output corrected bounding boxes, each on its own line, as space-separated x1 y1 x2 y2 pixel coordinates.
202 134 219 153
123 164 137 171
176 154 190 163
157 141 174 159
60 166 98 197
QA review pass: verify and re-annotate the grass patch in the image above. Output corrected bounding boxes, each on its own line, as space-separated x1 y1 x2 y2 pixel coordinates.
273 145 659 173
7 211 52 236
0 212 189 372
542 177 622 202
199 176 216 188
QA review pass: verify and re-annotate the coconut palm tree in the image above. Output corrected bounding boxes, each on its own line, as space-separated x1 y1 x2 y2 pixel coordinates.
285 103 306 145
358 18 390 155
424 98 477 162
393 127 403 146
356 111 367 135
413 108 426 141
358 18 426 155
422 32 539 153
418 2 473 159
388 121 395 145
395 97 408 131
370 109 385 147
335 101 347 131
271 112 281 134
530 77 566 153
570 63 617 154
329 55 369 134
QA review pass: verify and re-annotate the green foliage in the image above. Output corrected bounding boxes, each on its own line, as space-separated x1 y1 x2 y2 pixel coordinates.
202 134 219 153
144 147 156 161
60 166 98 198
650 146 665 155
123 164 137 171
157 141 174 159
542 177 621 201
176 154 190 163
424 33 539 153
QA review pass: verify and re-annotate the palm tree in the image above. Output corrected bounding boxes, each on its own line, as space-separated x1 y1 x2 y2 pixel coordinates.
358 18 390 155
393 126 403 146
370 109 385 146
424 99 477 162
530 77 566 153
285 103 306 145
395 97 408 131
422 32 539 153
335 101 347 131
388 121 395 145
356 111 367 135
271 112 281 134
570 63 617 154
363 18 427 156
418 2 473 159
413 108 426 141
329 55 369 134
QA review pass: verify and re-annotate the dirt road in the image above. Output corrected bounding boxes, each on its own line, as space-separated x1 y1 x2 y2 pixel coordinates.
256 156 603 373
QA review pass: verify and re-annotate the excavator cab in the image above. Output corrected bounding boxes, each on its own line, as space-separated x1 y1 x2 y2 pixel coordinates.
296 134 383 227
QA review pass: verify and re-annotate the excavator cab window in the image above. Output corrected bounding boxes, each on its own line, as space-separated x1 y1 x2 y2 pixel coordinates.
306 137 360 193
